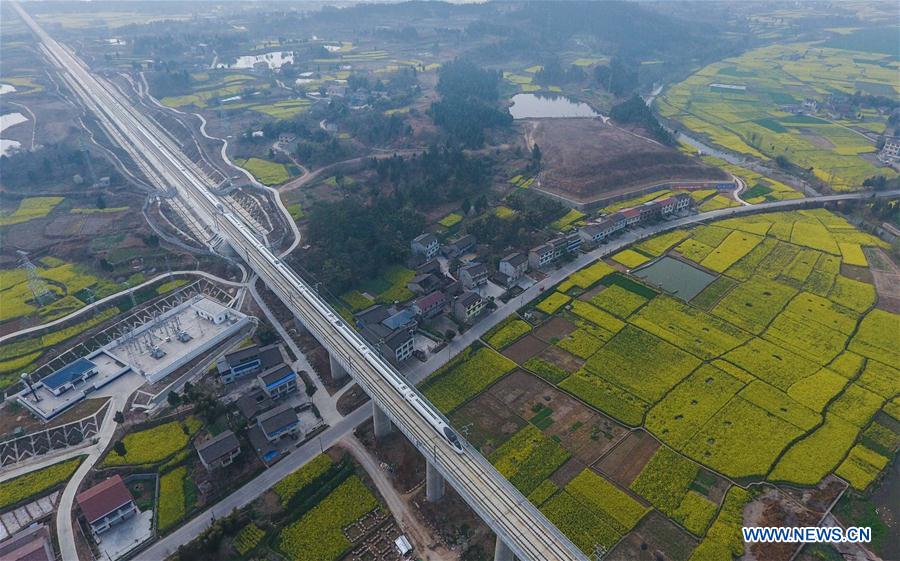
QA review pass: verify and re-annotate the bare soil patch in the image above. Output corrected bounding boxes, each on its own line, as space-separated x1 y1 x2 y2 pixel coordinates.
538 345 584 374
594 429 660 487
500 334 547 364
866 247 900 313
534 119 728 204
486 371 627 463
337 383 371 415
355 420 425 494
744 486 827 561
534 316 576 343
578 283 608 301
450 391 526 456
550 456 588 488
607 510 698 561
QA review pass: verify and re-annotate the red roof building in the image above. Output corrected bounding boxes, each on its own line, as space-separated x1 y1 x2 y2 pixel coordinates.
76 475 137 535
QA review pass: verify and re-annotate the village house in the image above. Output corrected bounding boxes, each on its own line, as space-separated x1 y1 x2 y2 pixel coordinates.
75 475 137 536
195 430 241 471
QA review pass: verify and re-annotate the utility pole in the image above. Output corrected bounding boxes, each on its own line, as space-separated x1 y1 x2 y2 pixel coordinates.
17 250 52 306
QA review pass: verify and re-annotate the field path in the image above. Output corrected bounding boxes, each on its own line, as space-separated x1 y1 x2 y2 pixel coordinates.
340 435 458 561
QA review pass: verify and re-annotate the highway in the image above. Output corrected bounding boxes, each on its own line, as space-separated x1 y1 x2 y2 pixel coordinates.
13 4 587 561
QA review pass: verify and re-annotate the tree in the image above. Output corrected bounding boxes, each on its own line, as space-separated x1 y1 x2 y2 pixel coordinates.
114 410 124 423
461 197 472 215
167 391 182 407
445 329 456 341
113 441 127 457
530 143 542 171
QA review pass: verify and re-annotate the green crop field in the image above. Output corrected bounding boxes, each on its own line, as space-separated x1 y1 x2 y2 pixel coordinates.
0 457 83 510
413 207 897 556
277 476 379 561
236 157 292 185
101 417 202 466
658 43 897 190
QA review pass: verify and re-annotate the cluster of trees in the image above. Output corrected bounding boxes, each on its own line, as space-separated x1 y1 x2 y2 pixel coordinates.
610 95 674 145
145 69 192 97
303 198 425 293
534 57 587 86
240 120 351 167
594 57 639 97
371 146 493 209
339 110 410 146
468 190 567 252
430 59 512 147
863 175 900 192
0 143 119 191
172 510 245 561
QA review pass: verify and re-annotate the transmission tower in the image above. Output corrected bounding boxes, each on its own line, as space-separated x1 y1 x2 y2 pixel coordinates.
17 251 52 306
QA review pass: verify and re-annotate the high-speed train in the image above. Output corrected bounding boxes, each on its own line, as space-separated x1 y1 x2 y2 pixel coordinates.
211 198 467 455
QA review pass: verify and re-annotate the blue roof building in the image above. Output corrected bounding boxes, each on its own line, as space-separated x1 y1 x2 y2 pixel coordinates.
39 358 98 396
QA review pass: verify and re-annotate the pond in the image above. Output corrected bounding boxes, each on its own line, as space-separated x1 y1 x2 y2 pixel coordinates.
632 256 716 301
508 93 599 119
1 112 27 157
217 51 294 70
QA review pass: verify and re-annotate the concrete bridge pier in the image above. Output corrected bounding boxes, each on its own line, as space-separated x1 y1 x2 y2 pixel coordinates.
494 537 514 561
329 352 349 383
373 402 393 438
426 461 445 502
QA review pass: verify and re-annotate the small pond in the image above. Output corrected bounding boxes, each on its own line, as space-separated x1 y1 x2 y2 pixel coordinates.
508 93 599 119
632 256 715 301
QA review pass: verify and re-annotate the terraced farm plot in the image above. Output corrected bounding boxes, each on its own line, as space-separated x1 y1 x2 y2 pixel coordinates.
612 249 651 269
236 157 291 186
542 469 650 552
560 370 649 426
277 475 379 561
739 380 821 431
763 310 849 364
646 364 747 448
836 444 890 490
787 368 849 412
101 417 202 466
636 229 690 257
658 43 895 190
584 326 701 403
848 309 899 365
630 296 750 360
673 490 718 536
700 230 764 273
421 348 517 413
536 292 571 315
569 300 625 334
769 414 858 484
712 276 797 333
828 383 884 428
589 285 648 318
570 261 616 289
557 328 607 359
489 425 571 495
688 487 751 561
685 397 803 478
485 318 531 350
630 447 699 515
723 337 821 391
855 360 900 399
791 220 840 254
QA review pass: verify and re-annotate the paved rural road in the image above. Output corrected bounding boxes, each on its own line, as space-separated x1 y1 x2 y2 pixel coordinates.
138 187 900 558
56 392 128 561
405 188 900 384
133 405 372 561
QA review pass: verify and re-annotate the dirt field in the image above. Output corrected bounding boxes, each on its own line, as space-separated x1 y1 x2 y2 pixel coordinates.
501 334 547 364
537 345 584 373
533 119 728 204
487 371 628 462
594 429 660 487
450 391 527 456
355 421 426 494
607 511 698 561
866 248 900 313
533 316 576 342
